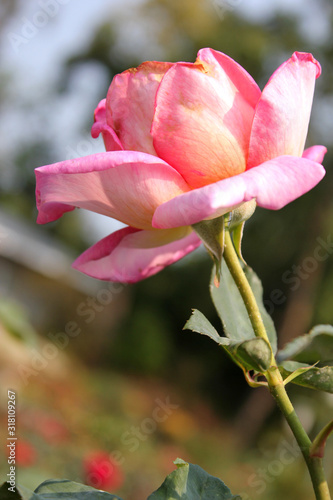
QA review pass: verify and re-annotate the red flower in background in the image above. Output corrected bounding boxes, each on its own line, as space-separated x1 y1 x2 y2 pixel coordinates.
15 440 37 467
83 451 124 491
22 409 69 445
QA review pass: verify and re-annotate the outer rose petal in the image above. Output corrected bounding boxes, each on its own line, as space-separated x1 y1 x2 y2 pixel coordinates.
152 59 257 189
106 61 172 155
152 155 325 228
91 99 123 151
35 151 190 229
72 226 201 283
248 52 321 168
302 145 327 163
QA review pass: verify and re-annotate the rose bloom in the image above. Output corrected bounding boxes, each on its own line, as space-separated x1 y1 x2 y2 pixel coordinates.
35 49 326 283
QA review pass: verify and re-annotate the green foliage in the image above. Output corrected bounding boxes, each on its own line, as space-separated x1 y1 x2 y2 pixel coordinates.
183 309 230 346
277 325 333 364
277 324 333 393
228 338 272 373
0 480 122 500
148 459 242 500
185 306 272 374
280 361 333 393
210 260 277 352
184 257 279 377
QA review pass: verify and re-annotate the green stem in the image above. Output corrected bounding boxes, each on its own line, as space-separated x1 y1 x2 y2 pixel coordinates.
223 230 331 500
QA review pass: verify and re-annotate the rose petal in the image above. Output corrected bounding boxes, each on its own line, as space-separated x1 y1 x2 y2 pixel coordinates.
152 58 257 188
153 155 326 228
91 99 123 151
302 145 327 163
248 52 321 168
72 226 201 283
197 48 261 109
106 61 172 155
36 151 190 229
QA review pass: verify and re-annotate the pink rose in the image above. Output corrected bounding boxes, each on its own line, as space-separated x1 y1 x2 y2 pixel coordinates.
35 49 326 283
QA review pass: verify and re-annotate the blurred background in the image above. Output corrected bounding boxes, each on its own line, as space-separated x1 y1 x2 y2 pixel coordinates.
0 0 332 498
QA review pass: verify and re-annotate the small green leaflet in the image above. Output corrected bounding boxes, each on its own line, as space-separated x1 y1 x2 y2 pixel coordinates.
148 459 242 500
183 309 230 346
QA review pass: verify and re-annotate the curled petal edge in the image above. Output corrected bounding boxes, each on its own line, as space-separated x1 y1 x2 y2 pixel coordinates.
91 98 123 151
302 145 327 163
152 155 326 229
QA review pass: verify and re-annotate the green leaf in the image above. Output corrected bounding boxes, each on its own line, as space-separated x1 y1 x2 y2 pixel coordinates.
210 260 277 352
277 325 333 364
35 479 123 498
183 309 230 346
210 260 252 343
148 459 242 500
183 310 271 377
0 480 124 500
228 338 272 372
282 364 316 386
280 361 333 393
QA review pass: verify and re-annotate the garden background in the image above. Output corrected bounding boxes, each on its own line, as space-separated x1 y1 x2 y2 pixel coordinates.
0 0 333 498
